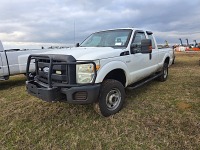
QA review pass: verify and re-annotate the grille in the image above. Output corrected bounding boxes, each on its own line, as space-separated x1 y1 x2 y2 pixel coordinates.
36 58 68 85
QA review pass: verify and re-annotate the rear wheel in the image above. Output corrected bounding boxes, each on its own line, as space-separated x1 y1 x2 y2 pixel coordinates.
158 62 168 82
172 56 175 64
93 79 125 117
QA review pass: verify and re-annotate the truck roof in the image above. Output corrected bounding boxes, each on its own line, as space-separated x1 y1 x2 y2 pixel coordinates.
95 28 151 33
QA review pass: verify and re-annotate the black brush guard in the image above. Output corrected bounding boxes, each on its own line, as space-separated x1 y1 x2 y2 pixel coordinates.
26 54 100 103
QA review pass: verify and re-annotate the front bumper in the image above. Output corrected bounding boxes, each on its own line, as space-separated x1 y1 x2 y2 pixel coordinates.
26 81 100 104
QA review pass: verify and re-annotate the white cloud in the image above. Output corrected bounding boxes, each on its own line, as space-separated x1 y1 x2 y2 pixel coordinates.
0 0 200 49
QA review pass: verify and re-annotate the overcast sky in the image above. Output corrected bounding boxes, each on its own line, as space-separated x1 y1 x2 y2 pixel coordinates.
0 0 200 49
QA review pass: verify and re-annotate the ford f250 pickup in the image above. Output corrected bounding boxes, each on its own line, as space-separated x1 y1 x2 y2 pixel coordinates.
26 28 174 117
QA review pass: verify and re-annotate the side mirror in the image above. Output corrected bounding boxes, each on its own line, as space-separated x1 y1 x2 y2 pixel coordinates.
75 43 80 47
141 39 152 54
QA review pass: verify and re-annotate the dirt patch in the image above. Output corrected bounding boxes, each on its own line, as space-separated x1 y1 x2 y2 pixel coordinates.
177 102 192 110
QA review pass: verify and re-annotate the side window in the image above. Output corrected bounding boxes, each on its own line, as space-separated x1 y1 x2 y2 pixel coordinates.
131 32 146 53
147 34 156 49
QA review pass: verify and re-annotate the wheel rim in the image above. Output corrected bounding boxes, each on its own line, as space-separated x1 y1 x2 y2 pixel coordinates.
106 88 121 110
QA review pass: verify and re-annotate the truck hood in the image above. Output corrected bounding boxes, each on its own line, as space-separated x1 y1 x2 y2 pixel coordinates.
41 47 123 60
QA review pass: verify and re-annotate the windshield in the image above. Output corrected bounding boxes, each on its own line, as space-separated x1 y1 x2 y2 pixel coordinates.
80 29 132 48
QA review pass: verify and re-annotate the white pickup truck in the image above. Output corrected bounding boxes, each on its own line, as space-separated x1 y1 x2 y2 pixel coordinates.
26 28 174 116
0 41 54 81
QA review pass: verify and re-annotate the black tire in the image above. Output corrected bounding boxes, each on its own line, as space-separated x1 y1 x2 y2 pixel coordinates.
172 56 175 64
93 79 125 117
158 62 168 82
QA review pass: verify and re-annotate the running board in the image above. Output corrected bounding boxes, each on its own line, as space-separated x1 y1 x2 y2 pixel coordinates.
127 72 162 90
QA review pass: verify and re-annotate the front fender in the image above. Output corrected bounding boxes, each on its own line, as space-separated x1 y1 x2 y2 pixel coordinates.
95 61 130 86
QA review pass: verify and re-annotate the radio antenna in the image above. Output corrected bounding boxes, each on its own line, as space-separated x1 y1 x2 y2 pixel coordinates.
74 20 76 45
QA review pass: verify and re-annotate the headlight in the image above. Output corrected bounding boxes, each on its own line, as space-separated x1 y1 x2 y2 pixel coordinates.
76 60 100 84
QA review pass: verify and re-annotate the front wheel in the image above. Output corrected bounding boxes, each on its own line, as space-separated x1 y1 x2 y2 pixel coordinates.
93 79 125 117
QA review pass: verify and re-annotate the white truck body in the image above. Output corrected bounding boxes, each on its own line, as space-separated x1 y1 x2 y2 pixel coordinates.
0 41 54 80
26 28 174 116
38 29 173 86
40 46 172 85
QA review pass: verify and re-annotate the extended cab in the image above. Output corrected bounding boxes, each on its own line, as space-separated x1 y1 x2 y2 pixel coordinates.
26 28 174 116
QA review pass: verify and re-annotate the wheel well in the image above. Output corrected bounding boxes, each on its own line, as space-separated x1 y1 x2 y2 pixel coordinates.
165 57 170 64
103 69 126 86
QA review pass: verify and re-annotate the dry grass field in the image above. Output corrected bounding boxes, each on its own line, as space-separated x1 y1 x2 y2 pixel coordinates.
0 52 200 150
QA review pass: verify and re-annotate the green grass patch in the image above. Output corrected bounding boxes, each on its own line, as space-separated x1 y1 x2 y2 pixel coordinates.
0 52 200 149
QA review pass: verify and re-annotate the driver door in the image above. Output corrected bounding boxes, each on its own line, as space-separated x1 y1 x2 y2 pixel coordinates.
127 31 153 84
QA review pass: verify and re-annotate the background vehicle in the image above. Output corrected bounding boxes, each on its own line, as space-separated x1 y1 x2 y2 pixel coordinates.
0 41 54 80
26 28 174 116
